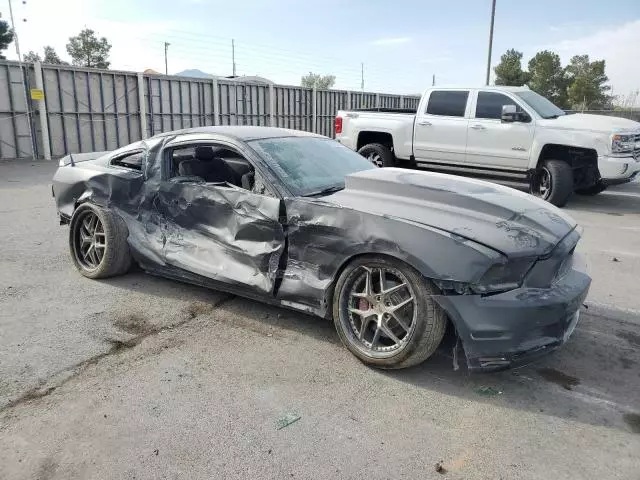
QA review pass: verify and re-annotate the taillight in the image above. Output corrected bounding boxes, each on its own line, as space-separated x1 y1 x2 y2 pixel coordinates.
335 116 343 134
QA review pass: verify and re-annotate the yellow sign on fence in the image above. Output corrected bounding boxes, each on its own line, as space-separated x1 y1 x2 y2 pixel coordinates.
30 88 44 100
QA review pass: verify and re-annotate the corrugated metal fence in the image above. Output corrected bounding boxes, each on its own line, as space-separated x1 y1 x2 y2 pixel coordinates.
0 60 420 159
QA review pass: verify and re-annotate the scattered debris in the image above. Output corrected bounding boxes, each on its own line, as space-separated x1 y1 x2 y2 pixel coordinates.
153 449 159 456
612 257 620 262
435 461 447 474
185 301 214 319
268 449 272 454
475 386 502 396
537 368 580 390
623 413 640 434
276 412 301 430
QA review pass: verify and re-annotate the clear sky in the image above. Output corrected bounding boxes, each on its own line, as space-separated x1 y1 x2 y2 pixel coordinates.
2 0 639 101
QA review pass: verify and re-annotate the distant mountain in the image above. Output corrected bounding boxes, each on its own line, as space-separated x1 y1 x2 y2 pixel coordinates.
175 69 216 78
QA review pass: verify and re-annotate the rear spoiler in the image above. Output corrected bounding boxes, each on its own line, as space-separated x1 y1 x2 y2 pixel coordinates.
59 151 111 166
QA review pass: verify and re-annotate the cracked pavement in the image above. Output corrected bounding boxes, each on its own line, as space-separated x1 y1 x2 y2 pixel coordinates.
1 160 639 479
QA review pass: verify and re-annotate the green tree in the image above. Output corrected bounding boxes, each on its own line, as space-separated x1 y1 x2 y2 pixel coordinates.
301 72 336 89
23 50 42 63
527 50 568 108
494 49 529 86
0 17 13 60
565 55 611 110
43 45 66 65
66 28 111 69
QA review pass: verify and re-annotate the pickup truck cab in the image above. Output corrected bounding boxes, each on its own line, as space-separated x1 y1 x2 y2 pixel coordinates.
335 86 640 206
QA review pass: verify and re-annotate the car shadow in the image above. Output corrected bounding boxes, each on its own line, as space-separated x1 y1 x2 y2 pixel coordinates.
566 187 640 215
102 270 640 434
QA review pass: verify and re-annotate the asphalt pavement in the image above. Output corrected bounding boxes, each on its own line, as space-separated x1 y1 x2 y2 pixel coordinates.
0 160 639 480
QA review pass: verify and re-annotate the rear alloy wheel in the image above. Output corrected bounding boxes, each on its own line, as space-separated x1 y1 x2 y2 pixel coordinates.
333 256 446 369
357 143 395 167
69 204 131 279
530 159 573 207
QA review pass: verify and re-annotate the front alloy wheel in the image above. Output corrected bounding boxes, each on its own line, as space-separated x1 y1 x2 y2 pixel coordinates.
333 257 447 369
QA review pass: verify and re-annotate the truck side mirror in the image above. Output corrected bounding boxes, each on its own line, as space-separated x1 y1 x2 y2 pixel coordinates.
501 104 517 122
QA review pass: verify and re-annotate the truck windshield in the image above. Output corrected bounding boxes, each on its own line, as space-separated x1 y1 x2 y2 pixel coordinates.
249 137 375 196
515 91 566 119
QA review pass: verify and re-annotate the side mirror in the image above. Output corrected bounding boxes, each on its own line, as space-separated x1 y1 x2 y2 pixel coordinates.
501 104 517 122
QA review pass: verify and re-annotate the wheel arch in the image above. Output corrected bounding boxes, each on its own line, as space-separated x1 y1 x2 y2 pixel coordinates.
356 130 395 151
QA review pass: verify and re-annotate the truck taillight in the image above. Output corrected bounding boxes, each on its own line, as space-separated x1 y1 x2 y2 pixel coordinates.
335 116 343 134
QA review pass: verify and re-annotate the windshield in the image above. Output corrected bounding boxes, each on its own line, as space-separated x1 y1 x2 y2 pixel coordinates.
249 137 375 196
515 91 566 119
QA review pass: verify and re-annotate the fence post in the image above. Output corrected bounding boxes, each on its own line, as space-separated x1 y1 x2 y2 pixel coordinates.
375 93 380 108
33 62 51 160
347 91 351 110
312 87 317 133
399 95 404 109
137 73 148 139
212 78 220 125
269 83 275 126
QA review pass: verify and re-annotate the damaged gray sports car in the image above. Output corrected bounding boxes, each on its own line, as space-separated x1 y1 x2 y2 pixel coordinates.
52 126 591 371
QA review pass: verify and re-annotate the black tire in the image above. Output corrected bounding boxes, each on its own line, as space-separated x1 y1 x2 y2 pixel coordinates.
332 256 446 369
69 203 132 279
530 159 574 207
357 143 395 167
575 183 607 196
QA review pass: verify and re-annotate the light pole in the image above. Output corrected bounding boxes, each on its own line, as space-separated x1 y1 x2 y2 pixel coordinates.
485 0 497 85
7 0 36 159
164 42 170 75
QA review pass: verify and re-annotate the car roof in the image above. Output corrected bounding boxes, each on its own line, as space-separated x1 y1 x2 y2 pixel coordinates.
423 85 530 93
150 126 324 142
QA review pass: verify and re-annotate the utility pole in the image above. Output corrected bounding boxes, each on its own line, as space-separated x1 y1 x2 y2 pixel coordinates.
432 74 435 86
485 0 497 85
360 63 364 92
232 39 236 76
8 0 36 159
164 42 170 75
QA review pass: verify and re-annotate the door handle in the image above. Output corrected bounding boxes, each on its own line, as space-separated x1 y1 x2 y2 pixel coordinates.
417 120 432 126
470 124 486 130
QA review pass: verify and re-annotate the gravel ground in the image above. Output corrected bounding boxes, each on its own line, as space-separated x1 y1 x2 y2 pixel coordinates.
0 160 639 480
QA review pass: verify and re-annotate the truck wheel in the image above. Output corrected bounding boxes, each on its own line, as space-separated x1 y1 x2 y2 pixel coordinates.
530 160 573 207
69 203 132 279
358 143 395 167
575 183 607 196
333 256 446 369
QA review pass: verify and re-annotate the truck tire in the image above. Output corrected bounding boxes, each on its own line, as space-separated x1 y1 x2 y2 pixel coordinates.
575 183 607 196
358 143 395 167
69 203 132 279
530 160 574 207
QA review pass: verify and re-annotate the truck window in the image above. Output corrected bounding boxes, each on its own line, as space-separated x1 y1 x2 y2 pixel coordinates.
426 91 469 117
475 92 520 120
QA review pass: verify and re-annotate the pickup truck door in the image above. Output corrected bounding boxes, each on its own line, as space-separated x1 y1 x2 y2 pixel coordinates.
413 90 470 165
466 91 535 169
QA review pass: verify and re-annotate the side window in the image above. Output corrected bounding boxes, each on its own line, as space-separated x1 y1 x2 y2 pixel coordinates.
111 151 144 171
168 143 262 193
475 92 520 120
426 91 469 117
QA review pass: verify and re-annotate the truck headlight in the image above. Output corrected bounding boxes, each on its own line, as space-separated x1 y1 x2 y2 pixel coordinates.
611 134 635 154
471 259 535 294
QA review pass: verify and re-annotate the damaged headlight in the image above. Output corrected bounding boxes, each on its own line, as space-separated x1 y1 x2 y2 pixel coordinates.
471 259 535 294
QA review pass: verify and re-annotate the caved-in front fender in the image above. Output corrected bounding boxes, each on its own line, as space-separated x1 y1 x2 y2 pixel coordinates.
276 197 502 317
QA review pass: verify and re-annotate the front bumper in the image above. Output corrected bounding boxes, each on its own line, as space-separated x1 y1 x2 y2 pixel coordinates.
435 252 591 372
598 154 640 184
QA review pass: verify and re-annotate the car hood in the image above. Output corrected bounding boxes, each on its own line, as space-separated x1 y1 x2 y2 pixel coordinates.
538 113 640 134
327 168 577 258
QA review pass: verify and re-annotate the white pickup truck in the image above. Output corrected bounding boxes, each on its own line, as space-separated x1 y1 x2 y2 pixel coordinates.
335 86 640 206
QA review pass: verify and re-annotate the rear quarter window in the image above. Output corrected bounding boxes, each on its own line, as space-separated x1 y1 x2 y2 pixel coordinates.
111 151 144 171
